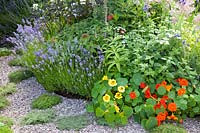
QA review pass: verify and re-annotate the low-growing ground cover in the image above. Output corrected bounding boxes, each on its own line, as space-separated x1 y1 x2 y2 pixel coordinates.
8 69 34 83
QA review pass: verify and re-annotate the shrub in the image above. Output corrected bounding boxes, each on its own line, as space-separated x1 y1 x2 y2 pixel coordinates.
8 69 34 83
21 109 56 125
31 94 62 109
0 83 16 96
0 116 13 127
55 114 90 130
0 48 12 57
149 124 187 133
8 58 24 66
0 97 9 110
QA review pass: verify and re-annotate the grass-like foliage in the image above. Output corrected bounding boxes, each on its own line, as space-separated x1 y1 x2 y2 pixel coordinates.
150 124 187 133
0 83 16 96
0 116 13 127
8 69 34 83
8 58 24 66
0 48 12 57
0 96 9 110
55 114 90 130
31 94 62 109
21 109 56 125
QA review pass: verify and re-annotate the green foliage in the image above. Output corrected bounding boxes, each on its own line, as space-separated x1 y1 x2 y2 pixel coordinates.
0 125 13 133
31 94 62 109
21 109 56 125
8 58 24 66
149 124 187 133
0 83 16 96
0 48 12 57
0 96 9 110
55 114 90 130
0 116 13 128
8 69 34 83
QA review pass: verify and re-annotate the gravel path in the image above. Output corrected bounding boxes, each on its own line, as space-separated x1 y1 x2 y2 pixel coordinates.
0 55 200 133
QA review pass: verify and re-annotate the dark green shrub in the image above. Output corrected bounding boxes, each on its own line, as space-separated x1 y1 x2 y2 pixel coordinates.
0 83 16 96
150 124 187 133
0 97 9 109
21 109 56 125
31 94 62 109
0 125 12 133
0 48 12 57
55 114 90 130
8 58 24 66
0 116 13 127
8 69 34 83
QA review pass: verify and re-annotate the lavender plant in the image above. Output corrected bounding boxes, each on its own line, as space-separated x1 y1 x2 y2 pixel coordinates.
22 38 104 97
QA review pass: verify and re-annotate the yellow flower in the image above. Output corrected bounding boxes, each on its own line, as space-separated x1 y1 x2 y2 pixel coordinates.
103 94 110 102
102 75 108 80
125 85 128 88
115 92 122 99
114 105 120 113
165 84 172 92
118 86 125 93
108 79 117 87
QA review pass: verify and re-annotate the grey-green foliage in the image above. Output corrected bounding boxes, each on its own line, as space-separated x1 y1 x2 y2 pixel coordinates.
0 96 9 109
31 94 62 109
8 69 34 83
0 125 12 133
8 58 24 66
55 114 90 130
0 83 16 96
149 124 187 133
0 48 12 57
21 109 56 125
0 116 13 128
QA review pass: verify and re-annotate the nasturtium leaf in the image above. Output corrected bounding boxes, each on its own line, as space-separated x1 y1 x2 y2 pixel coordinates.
188 87 193 93
194 95 200 103
91 87 98 98
114 73 121 79
125 95 131 102
105 113 115 123
116 78 128 86
86 103 94 113
195 88 200 95
99 86 108 95
135 90 140 97
146 98 156 106
145 105 155 117
132 98 139 106
168 91 175 99
133 114 141 123
131 73 143 85
145 117 158 130
157 86 166 95
188 97 196 107
135 106 142 113
96 107 104 117
141 119 147 129
121 116 128 125
155 107 165 114
193 107 200 113
123 106 133 117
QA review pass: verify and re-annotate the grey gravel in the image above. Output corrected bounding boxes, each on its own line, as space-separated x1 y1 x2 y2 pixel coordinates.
1 55 200 133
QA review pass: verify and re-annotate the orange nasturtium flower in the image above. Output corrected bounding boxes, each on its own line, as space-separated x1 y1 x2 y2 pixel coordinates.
129 92 137 99
115 92 123 99
118 86 125 93
165 84 172 92
168 103 177 112
102 75 108 80
156 112 167 126
177 88 186 96
103 94 110 102
108 79 117 87
179 78 188 86
167 113 178 121
161 80 167 86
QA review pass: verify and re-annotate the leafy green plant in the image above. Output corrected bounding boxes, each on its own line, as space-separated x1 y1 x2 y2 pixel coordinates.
0 83 16 96
31 94 62 109
55 114 90 130
0 125 12 133
8 58 24 66
21 109 56 125
8 69 34 83
0 96 9 110
0 116 13 128
0 48 12 57
149 124 187 133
